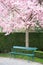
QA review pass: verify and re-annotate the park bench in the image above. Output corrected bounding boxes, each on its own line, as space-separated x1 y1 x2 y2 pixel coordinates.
10 46 38 60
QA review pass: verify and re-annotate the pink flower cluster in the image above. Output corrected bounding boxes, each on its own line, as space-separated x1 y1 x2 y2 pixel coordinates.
0 0 43 35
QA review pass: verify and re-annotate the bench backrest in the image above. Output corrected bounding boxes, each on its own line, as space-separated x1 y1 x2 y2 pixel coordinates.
13 46 38 51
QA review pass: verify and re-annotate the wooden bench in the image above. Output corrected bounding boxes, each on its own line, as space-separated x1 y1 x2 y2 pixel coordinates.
10 46 38 60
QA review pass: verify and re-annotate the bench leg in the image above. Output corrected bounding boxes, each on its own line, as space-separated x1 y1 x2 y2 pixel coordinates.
28 56 34 62
32 56 34 61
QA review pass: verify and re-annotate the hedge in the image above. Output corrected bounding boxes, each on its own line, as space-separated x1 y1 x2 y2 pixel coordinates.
29 32 43 50
0 33 25 53
0 32 43 52
35 51 43 58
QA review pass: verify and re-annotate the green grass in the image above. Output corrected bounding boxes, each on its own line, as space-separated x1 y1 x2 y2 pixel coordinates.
0 53 43 64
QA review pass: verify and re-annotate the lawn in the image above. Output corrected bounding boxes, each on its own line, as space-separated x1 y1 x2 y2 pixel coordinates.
0 53 43 64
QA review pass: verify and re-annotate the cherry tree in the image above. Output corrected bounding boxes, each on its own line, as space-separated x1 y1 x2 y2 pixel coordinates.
0 0 43 47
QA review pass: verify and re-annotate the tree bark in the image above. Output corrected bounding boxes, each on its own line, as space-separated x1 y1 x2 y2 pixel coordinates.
25 29 29 47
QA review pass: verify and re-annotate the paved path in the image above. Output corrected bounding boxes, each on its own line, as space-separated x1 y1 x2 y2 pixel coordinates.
0 57 43 65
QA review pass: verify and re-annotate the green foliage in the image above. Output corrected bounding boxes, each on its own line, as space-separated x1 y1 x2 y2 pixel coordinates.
0 33 25 53
35 51 43 58
29 32 43 50
0 32 43 53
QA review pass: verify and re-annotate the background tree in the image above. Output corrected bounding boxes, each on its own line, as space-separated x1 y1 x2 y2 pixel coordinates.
0 0 43 47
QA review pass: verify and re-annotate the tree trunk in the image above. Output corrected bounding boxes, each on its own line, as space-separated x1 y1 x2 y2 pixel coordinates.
25 29 29 47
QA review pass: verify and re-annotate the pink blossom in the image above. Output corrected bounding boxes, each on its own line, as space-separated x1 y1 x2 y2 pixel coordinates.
0 0 43 35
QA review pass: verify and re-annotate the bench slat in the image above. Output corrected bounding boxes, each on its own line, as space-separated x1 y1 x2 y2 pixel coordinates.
13 46 37 51
10 52 34 56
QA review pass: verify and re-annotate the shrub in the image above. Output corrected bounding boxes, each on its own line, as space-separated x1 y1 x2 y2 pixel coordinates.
35 51 43 58
0 32 43 52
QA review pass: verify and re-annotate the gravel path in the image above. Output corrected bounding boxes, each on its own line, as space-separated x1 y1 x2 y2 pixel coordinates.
0 57 43 65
